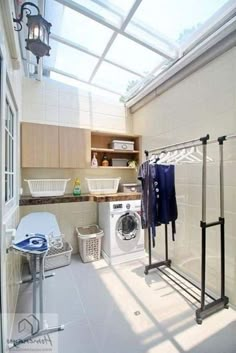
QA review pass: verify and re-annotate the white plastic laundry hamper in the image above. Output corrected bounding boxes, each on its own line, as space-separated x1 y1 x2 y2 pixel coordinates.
76 225 104 263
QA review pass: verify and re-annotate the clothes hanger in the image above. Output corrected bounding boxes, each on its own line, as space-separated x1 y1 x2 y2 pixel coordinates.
174 148 199 164
194 146 214 162
165 150 183 164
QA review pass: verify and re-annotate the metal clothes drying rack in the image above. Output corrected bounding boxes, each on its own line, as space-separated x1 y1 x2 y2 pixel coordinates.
143 133 235 324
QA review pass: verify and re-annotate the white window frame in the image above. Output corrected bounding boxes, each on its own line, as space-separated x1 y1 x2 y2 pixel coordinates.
2 78 18 217
4 96 15 204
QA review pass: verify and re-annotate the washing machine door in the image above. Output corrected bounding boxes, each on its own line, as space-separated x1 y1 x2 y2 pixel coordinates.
115 211 140 252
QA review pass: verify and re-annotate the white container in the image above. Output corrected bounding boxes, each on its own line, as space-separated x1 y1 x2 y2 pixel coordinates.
76 225 104 263
86 178 120 194
29 241 73 272
25 179 70 197
112 158 128 167
111 140 134 151
120 183 142 192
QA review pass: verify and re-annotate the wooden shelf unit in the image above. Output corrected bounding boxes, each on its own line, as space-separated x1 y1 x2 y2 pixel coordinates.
91 132 141 168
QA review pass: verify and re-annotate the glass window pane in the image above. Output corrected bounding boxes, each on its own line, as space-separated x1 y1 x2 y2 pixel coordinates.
9 107 14 135
44 39 99 81
106 34 165 76
5 100 9 129
126 0 231 45
5 174 8 202
5 129 8 172
10 175 14 199
73 0 135 28
46 0 114 55
92 62 140 94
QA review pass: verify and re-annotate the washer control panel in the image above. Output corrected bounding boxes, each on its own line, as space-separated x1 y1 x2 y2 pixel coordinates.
113 203 123 209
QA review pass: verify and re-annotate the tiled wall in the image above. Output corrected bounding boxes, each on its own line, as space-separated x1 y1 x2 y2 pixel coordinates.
132 48 236 305
22 77 133 133
20 202 97 254
21 168 138 195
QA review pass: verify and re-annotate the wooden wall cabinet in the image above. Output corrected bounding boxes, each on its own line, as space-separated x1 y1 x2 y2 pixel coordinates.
21 123 59 168
59 126 91 168
21 123 91 168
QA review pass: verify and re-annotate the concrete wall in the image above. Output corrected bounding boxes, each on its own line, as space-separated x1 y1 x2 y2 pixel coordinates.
132 48 236 305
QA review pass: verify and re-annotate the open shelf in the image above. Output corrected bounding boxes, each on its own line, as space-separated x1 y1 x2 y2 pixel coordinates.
91 166 136 169
91 131 141 168
91 147 140 154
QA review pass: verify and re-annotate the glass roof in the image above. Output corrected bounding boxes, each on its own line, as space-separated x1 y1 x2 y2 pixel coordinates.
28 0 234 99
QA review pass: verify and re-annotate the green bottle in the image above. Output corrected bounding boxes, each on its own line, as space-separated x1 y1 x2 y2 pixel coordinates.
73 178 81 196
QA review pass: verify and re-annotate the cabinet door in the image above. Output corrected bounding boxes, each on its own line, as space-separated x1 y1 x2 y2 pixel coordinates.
21 123 59 168
59 127 91 168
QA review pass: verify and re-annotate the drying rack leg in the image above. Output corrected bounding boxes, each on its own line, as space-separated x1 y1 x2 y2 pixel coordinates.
144 225 171 275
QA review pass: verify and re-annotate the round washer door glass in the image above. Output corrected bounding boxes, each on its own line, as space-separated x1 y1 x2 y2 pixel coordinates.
116 211 140 241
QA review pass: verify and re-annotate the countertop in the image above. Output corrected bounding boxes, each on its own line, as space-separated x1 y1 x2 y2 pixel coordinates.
20 192 141 206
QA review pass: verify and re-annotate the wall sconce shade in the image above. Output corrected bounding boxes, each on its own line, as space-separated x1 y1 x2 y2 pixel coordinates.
13 2 51 64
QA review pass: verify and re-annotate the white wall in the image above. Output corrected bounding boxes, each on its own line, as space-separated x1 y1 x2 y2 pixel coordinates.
0 2 23 351
22 77 133 133
20 77 137 252
132 48 236 305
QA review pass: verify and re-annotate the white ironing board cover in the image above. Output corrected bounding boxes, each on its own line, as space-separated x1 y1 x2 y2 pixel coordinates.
16 212 61 241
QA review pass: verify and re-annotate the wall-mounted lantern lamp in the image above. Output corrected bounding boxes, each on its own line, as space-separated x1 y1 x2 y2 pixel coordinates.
13 2 51 64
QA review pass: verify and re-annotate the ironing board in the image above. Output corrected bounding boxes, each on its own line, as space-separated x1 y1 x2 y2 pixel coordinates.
9 212 64 348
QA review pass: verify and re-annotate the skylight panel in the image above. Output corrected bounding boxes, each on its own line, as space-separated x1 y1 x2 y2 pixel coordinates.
92 62 141 94
73 0 136 28
126 0 231 45
106 34 165 76
45 0 114 55
44 39 98 81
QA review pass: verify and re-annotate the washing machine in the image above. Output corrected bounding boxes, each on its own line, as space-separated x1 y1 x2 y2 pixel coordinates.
98 200 145 265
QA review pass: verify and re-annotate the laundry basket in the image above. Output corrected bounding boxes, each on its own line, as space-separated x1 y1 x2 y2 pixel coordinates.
25 179 70 197
86 178 120 194
76 225 104 263
29 241 73 273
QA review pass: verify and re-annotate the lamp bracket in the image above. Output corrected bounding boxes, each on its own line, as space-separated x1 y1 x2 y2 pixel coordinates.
13 2 40 32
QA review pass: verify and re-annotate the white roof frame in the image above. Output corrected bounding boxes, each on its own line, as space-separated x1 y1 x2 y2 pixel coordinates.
19 0 236 99
55 0 178 60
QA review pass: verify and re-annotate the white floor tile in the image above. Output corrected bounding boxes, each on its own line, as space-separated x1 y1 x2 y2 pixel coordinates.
14 255 236 353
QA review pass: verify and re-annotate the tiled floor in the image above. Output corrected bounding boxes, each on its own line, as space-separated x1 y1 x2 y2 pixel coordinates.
14 255 236 353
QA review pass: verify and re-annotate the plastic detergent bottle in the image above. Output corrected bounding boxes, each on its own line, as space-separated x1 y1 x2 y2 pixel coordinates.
73 178 81 196
91 153 98 168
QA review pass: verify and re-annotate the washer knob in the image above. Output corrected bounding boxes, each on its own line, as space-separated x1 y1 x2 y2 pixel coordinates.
126 203 130 209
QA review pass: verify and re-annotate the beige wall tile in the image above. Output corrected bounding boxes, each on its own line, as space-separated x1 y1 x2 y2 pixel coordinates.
132 47 236 305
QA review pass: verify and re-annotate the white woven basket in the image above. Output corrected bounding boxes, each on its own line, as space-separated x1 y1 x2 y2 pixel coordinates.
29 241 73 272
86 178 120 194
76 225 104 263
25 179 70 197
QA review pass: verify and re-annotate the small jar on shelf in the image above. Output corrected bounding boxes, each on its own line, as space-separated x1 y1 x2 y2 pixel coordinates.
101 154 109 167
